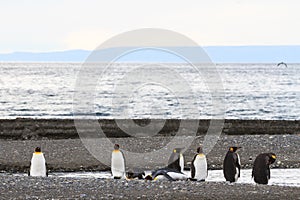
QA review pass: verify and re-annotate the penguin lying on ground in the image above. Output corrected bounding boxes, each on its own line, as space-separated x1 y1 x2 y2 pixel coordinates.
29 147 48 177
126 170 145 180
167 148 184 173
223 147 242 183
144 168 188 181
252 153 276 184
190 146 207 181
111 144 125 179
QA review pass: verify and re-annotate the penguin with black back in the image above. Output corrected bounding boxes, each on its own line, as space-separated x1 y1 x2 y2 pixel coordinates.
111 144 126 179
190 146 207 181
144 168 188 181
223 146 242 183
126 170 145 180
167 147 184 173
29 147 48 177
252 153 276 184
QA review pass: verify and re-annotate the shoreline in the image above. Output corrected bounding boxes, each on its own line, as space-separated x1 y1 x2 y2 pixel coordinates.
0 118 299 140
0 119 299 199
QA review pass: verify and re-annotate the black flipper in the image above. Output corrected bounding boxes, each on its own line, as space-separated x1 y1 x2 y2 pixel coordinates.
191 155 197 179
46 163 48 177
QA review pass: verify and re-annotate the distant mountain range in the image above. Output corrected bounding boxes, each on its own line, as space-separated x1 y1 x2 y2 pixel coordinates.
0 46 299 63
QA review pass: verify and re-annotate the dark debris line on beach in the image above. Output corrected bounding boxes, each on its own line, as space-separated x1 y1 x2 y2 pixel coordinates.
0 118 299 140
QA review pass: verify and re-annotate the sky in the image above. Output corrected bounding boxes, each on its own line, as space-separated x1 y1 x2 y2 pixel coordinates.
0 0 299 53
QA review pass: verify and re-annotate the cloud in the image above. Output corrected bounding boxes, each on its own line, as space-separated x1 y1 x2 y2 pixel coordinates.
63 29 115 50
0 0 300 52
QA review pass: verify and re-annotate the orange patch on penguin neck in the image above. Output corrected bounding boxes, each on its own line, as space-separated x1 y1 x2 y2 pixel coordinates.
197 153 205 157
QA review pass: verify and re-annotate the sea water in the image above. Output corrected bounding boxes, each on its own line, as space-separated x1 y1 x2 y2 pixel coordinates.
0 63 299 120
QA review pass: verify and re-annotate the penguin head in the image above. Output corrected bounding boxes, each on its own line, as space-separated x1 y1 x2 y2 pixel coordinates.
229 146 242 152
126 171 145 180
196 146 203 154
114 144 120 150
268 153 276 164
34 147 41 153
144 175 153 181
173 148 184 153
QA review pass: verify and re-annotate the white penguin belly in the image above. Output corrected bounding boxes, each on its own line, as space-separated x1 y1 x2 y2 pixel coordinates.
194 156 207 181
180 154 184 173
234 167 239 181
111 151 125 178
167 172 188 180
235 154 241 182
30 153 46 177
154 175 168 181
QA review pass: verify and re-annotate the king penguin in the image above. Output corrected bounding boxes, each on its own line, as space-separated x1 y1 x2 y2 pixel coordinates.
144 168 188 181
29 147 48 177
190 146 207 181
111 144 125 179
167 148 184 173
223 146 241 183
252 153 276 184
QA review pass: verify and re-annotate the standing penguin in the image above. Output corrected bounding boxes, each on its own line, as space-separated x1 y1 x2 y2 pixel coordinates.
223 147 242 183
167 148 184 173
190 146 207 181
252 153 276 184
29 147 48 177
111 144 125 179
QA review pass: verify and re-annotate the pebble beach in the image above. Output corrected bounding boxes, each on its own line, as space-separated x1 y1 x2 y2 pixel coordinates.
0 119 299 199
0 175 299 200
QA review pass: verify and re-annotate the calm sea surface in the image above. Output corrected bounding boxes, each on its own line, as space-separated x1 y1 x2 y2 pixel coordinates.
0 63 299 120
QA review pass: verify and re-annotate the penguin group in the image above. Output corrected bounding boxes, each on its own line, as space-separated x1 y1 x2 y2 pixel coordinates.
27 144 277 185
222 147 276 184
111 144 208 182
110 144 277 185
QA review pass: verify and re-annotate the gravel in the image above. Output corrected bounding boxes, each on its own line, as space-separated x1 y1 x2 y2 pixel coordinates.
0 134 299 199
0 134 299 172
0 174 299 200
